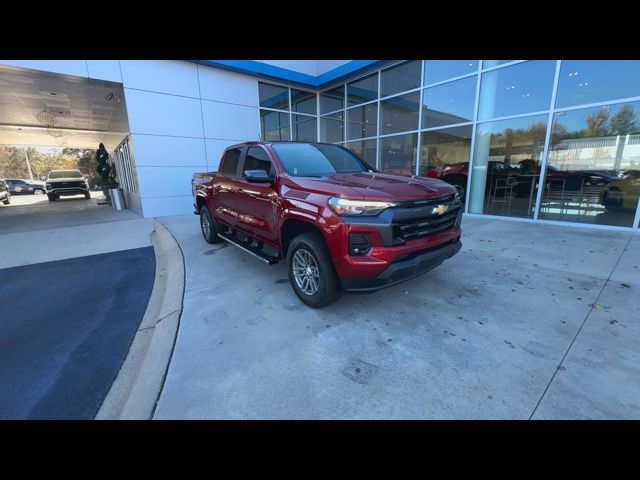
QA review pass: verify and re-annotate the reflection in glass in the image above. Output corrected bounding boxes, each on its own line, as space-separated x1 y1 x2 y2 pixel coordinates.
260 110 290 141
292 115 317 142
469 115 548 218
419 125 472 197
291 89 317 115
422 76 476 129
478 61 555 120
380 133 418 176
381 92 420 135
346 103 377 140
484 60 516 68
347 73 378 106
345 139 377 168
381 61 422 98
556 60 640 109
424 60 478 85
320 112 344 143
539 102 640 227
320 85 344 114
259 82 289 110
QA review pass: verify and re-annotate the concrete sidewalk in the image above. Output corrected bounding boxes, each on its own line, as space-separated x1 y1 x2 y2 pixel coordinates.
154 215 638 419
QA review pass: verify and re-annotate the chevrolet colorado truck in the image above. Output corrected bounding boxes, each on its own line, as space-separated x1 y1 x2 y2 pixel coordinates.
192 141 462 307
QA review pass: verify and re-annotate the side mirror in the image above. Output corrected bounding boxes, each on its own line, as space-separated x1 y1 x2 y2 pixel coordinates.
41 175 47 181
243 169 274 183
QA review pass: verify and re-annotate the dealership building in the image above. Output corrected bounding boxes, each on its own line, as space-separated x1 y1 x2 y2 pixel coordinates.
1 59 639 230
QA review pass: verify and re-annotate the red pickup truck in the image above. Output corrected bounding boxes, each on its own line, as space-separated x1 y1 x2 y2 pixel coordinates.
192 142 462 307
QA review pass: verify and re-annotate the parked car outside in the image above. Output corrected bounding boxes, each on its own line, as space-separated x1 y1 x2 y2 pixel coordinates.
44 169 91 201
4 178 46 195
0 179 11 205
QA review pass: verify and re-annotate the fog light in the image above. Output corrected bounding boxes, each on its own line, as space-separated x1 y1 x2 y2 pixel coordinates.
349 233 371 256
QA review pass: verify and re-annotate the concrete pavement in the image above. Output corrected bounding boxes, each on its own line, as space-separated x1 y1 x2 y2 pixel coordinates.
153 214 639 419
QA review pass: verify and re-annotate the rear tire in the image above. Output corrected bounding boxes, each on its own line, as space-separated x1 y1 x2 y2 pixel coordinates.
33 189 44 195
199 204 223 244
287 232 340 308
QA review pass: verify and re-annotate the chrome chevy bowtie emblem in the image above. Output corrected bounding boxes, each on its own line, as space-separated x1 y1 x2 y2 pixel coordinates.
433 204 449 215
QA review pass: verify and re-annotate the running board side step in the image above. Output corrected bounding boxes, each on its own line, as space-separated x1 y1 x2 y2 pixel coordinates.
218 232 279 265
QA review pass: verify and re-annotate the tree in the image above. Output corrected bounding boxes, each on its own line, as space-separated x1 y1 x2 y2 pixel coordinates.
609 105 637 136
584 110 610 137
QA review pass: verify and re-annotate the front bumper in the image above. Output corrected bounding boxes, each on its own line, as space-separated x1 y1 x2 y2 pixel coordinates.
341 239 461 292
49 188 89 196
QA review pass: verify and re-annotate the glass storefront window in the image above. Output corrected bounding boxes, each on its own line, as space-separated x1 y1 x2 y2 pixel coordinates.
424 60 478 85
478 61 556 120
320 112 344 143
380 92 420 135
259 82 289 110
380 133 418 176
320 85 344 114
418 125 472 197
347 73 378 106
345 139 377 168
260 110 290 141
484 60 516 68
555 60 640 109
422 76 476 129
292 115 317 142
291 89 317 115
380 61 422 98
469 114 548 218
346 103 377 140
539 101 640 227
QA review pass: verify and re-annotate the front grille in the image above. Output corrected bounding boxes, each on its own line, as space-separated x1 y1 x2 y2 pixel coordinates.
394 208 459 241
54 181 85 188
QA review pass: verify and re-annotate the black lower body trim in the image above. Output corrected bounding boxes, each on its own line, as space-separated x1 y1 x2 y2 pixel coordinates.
341 240 462 293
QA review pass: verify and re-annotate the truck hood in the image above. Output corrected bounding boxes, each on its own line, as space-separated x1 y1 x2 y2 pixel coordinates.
283 172 455 201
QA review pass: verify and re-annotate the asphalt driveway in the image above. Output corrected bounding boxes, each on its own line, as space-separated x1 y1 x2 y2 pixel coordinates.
0 247 155 419
154 215 639 419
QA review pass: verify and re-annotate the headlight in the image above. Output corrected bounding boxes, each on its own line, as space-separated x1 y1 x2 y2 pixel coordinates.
328 197 396 216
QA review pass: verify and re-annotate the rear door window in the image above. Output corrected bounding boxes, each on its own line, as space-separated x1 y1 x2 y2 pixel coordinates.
220 148 242 177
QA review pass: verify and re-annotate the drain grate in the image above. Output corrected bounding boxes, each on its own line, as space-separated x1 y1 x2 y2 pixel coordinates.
341 358 379 385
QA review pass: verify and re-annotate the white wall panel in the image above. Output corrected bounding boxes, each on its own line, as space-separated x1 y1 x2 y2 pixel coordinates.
86 60 122 83
124 88 203 138
198 65 258 107
120 60 200 98
138 195 195 218
137 166 203 198
131 134 206 167
0 60 88 78
201 100 259 141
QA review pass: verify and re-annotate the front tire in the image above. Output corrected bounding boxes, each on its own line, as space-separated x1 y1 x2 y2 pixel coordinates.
287 232 340 308
199 204 223 244
47 194 57 202
84 192 91 199
2 199 9 205
33 189 44 195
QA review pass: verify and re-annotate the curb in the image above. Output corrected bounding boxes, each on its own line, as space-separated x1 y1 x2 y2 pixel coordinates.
96 219 184 420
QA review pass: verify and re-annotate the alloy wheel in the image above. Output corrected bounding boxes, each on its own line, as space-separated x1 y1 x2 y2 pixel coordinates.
292 248 320 295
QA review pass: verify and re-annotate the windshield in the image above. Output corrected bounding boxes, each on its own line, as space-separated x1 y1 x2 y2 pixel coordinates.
271 143 373 177
49 170 82 179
